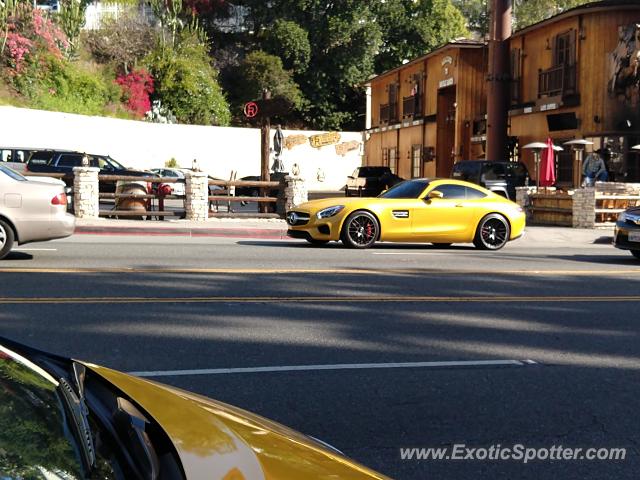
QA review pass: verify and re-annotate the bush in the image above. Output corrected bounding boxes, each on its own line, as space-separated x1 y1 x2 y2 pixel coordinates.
145 30 230 126
116 69 154 117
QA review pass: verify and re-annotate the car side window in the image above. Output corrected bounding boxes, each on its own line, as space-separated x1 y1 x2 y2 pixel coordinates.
432 184 467 199
0 149 12 162
452 162 481 181
481 164 506 180
57 154 83 168
465 187 487 199
28 151 55 165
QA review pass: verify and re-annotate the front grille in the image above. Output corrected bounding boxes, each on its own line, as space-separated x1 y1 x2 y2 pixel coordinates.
286 211 310 226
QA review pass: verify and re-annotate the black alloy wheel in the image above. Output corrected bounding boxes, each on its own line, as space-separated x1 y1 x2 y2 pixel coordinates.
341 211 379 249
0 219 15 260
473 214 510 250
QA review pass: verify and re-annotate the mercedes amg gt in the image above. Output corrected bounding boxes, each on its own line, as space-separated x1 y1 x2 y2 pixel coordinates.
286 178 525 250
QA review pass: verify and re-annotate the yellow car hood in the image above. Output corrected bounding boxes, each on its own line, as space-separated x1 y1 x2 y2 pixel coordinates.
85 364 389 480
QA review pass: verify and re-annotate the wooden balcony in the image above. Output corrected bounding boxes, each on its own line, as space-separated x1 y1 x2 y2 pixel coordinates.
379 102 398 124
402 95 422 118
538 63 577 98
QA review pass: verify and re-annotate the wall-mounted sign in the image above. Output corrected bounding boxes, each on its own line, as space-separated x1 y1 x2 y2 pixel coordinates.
243 101 258 118
309 132 341 148
438 78 454 89
284 134 307 150
441 56 453 66
335 140 360 156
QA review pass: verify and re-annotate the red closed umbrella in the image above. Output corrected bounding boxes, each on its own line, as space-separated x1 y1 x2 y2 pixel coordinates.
540 137 556 187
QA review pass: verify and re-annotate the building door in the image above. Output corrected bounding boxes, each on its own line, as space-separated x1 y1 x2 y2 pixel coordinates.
437 86 456 177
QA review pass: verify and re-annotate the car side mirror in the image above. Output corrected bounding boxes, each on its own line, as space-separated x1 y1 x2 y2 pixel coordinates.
427 190 444 199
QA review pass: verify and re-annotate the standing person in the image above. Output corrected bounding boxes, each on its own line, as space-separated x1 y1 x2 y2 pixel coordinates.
582 151 608 186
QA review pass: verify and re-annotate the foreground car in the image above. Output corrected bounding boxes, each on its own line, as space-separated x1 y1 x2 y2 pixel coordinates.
613 206 640 259
287 178 525 250
0 165 75 260
0 336 389 479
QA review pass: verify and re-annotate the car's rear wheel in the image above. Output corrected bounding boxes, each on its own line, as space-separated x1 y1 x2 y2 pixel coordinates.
631 250 640 260
0 219 15 260
306 238 329 246
341 211 379 249
473 214 510 250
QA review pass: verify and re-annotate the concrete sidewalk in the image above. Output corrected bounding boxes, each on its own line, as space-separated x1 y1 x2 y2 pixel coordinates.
74 217 614 245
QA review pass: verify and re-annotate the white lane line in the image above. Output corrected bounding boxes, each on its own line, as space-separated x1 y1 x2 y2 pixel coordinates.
129 359 535 378
13 248 57 251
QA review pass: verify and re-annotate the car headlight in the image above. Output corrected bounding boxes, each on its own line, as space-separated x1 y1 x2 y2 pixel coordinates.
618 211 628 222
316 205 344 219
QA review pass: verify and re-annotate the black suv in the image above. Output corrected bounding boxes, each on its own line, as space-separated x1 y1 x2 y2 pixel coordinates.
345 166 404 197
26 150 156 193
451 160 529 201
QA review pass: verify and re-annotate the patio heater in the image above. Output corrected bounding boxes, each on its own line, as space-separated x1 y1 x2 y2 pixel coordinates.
564 139 594 187
522 142 547 190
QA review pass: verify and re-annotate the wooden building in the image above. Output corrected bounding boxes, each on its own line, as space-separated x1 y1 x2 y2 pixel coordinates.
363 40 488 179
364 1 640 185
509 0 640 185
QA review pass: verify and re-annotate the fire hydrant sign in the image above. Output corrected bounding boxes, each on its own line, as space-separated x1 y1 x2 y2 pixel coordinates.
243 101 259 118
309 132 341 148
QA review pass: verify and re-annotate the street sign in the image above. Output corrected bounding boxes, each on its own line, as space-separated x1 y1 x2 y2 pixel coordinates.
244 101 259 118
244 97 292 119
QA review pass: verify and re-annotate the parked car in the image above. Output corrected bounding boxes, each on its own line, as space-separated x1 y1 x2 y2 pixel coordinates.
150 167 186 196
0 147 37 173
451 160 530 201
26 150 157 193
0 164 75 260
235 172 288 198
0 336 389 479
344 166 404 197
613 206 640 260
287 178 525 250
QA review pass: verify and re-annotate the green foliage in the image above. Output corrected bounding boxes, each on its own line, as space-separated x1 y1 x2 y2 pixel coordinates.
513 0 591 29
236 50 303 108
452 0 489 37
373 0 469 73
149 0 183 45
146 29 230 125
261 19 310 72
57 0 89 57
165 157 179 167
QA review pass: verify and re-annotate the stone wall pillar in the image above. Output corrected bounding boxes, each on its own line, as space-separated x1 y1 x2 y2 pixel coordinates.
572 187 596 228
185 171 209 221
283 176 308 213
73 166 99 218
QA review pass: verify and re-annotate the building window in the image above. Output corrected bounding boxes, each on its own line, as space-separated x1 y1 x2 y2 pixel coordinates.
411 145 422 178
382 148 389 167
539 30 577 98
510 48 521 105
389 148 398 174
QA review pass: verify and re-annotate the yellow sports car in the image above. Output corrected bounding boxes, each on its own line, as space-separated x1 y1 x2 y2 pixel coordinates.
287 178 525 250
1 336 390 480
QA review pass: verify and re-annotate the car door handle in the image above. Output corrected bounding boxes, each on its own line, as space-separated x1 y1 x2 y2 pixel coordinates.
455 203 464 207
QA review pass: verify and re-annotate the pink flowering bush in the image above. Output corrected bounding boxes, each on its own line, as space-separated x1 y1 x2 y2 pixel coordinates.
31 8 68 58
116 69 154 118
5 31 33 73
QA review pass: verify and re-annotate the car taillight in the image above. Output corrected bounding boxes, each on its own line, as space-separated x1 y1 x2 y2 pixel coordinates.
51 193 67 205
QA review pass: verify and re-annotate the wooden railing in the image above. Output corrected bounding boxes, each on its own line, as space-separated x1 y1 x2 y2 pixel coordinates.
402 95 421 118
538 63 577 98
379 102 398 124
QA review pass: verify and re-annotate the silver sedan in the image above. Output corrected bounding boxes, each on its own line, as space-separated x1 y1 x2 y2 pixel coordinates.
0 165 75 259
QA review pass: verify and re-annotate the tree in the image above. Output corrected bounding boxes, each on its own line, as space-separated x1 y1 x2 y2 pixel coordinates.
373 0 469 73
235 50 303 108
260 19 310 72
513 0 591 29
452 0 489 38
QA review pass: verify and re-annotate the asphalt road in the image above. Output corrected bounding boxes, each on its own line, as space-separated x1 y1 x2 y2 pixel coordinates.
1 233 639 479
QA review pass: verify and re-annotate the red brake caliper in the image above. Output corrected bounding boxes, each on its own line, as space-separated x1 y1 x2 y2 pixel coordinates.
366 222 373 238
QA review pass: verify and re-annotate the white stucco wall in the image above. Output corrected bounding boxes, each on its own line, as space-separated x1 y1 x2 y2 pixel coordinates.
0 106 363 191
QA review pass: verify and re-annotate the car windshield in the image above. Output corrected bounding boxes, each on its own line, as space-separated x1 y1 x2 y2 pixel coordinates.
379 179 430 199
0 346 118 479
358 167 390 177
0 164 27 181
104 156 125 170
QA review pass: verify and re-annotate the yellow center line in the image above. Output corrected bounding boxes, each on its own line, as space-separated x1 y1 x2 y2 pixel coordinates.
1 267 640 276
1 295 640 304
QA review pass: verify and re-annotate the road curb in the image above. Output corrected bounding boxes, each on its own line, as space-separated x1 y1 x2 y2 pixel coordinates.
74 226 289 240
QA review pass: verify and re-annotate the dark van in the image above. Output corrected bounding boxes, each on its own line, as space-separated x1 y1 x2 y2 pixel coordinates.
451 160 530 201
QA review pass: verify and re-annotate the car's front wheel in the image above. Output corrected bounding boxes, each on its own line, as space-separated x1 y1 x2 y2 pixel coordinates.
0 219 15 260
473 214 510 250
631 250 640 260
341 211 379 249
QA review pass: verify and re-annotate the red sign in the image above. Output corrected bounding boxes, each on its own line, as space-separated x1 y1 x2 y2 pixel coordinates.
244 101 259 118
